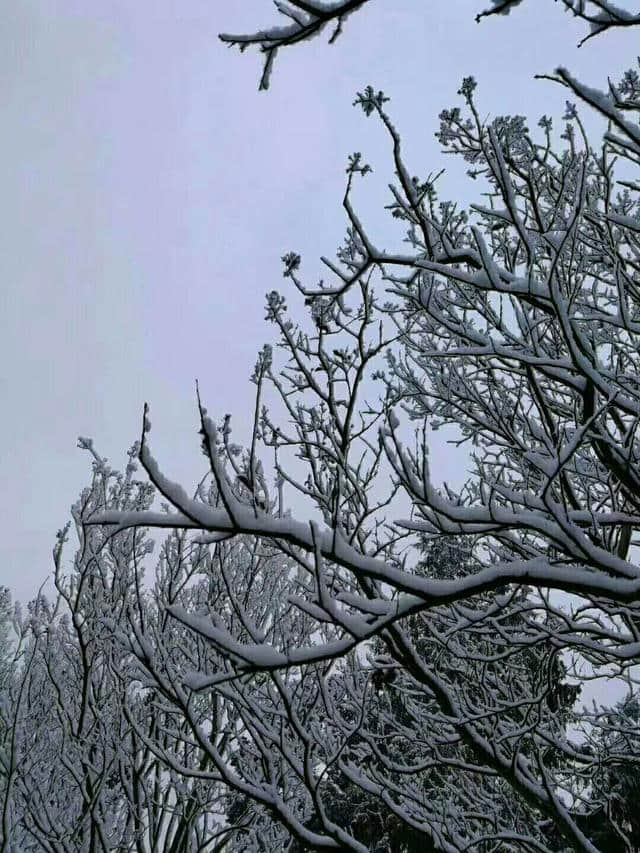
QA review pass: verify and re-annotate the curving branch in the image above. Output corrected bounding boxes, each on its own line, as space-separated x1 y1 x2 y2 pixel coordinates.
219 0 371 90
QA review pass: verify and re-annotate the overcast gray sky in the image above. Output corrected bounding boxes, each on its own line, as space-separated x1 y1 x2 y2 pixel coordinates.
2 1 637 604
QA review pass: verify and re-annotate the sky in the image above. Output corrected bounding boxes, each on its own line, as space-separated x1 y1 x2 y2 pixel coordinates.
1 0 638 605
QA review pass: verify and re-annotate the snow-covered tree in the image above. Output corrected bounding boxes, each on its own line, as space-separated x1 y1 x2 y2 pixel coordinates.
0 445 234 851
63 2 640 850
0 445 151 851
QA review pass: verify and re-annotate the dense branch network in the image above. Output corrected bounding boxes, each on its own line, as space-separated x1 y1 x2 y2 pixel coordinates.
78 45 640 851
3 3 640 851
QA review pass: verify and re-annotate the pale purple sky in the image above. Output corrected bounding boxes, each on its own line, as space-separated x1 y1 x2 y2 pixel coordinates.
1 1 636 603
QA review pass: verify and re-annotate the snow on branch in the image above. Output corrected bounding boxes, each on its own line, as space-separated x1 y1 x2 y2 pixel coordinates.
219 0 370 89
62 19 640 853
